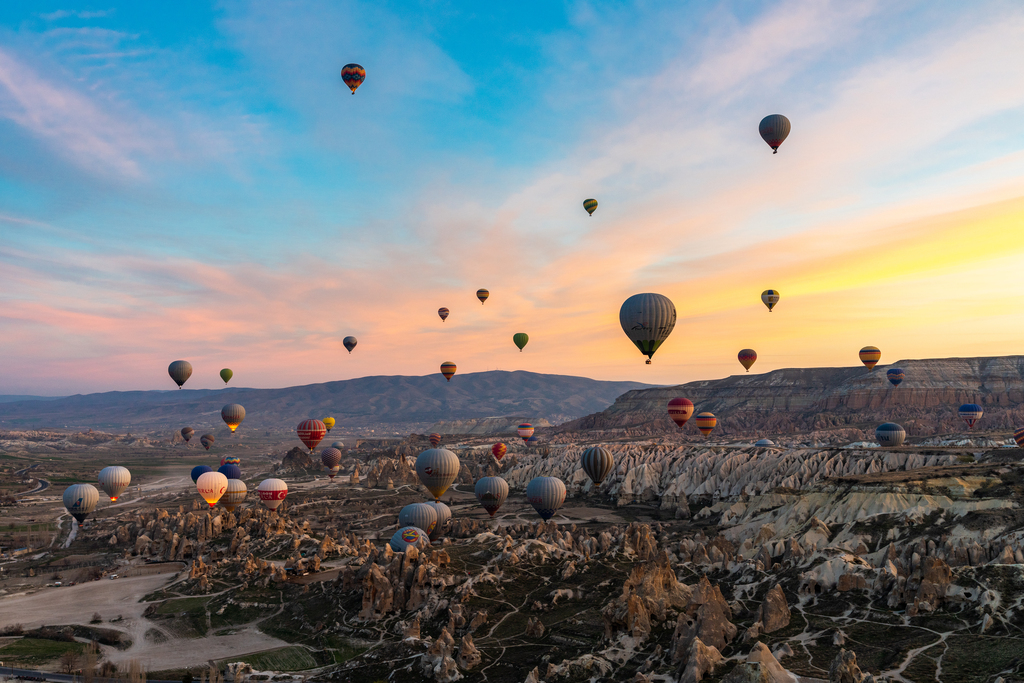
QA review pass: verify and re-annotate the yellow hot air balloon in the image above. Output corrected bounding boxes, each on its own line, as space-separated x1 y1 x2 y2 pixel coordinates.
323 417 336 433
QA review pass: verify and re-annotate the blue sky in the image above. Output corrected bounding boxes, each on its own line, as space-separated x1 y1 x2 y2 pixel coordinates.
2 1 1024 395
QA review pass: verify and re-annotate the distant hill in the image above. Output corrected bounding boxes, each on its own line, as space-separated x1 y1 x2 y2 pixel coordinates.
0 395 63 403
0 371 654 434
559 356 1024 439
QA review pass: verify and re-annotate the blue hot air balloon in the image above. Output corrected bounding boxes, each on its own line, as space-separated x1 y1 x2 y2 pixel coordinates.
191 465 212 483
958 404 983 430
886 368 904 387
218 464 242 480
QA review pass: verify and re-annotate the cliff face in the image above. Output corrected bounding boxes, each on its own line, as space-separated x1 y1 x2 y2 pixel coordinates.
562 356 1024 438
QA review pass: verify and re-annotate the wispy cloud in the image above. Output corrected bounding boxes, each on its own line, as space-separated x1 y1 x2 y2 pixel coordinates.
40 9 114 21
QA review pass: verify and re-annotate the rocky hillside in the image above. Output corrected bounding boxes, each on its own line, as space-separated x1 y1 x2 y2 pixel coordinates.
561 355 1024 438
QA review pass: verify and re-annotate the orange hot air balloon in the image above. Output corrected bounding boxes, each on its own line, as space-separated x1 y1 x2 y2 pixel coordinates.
695 412 717 438
738 349 757 372
859 346 881 370
667 398 694 428
476 289 489 304
429 433 442 448
341 63 365 94
440 361 457 381
491 443 507 460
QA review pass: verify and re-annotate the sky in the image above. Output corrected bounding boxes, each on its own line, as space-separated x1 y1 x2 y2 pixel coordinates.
2 1 1024 395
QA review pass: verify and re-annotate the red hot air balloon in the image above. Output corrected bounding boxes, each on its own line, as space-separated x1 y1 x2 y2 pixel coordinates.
341 63 365 94
667 398 694 428
491 443 507 461
517 423 534 443
1014 427 1024 448
738 349 757 372
297 419 327 453
429 433 442 448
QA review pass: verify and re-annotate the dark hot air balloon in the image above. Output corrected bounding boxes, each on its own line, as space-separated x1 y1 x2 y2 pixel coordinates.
415 448 460 501
475 477 509 517
168 360 192 388
619 293 676 364
220 368 232 384
583 198 598 216
343 337 357 353
429 433 442 448
218 464 241 480
200 434 215 450
759 114 791 153
181 427 194 443
1014 428 1024 447
876 423 906 447
320 447 342 478
526 477 565 521
221 404 245 433
341 63 365 94
738 349 757 372
438 307 449 322
887 368 904 387
513 333 529 352
63 484 99 524
580 446 614 486
191 465 212 483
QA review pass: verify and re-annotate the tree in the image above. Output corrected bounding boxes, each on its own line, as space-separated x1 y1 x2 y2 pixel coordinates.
59 649 81 674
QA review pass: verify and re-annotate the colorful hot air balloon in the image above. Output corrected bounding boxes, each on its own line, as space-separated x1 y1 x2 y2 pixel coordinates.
438 307 450 322
580 446 614 486
181 427 194 443
221 404 246 433
63 483 99 524
513 333 529 352
583 198 598 216
168 360 192 389
257 478 288 511
220 368 233 384
200 434 215 450
218 463 241 480
887 368 905 387
190 465 211 483
415 448 460 501
440 361 457 382
323 417 336 433
695 412 717 438
341 63 365 94
222 455 241 466
98 466 130 502
426 501 450 541
491 443 507 460
667 398 694 428
620 293 676 365
221 479 247 512
859 346 881 370
297 419 327 453
476 289 489 304
390 526 429 553
475 477 509 517
196 471 228 508
320 447 342 478
526 476 566 521
1014 427 1024 448
429 433 442 448
958 404 983 430
517 423 534 443
343 337 357 354
399 503 438 536
875 423 906 447
761 290 780 312
759 114 791 153
738 349 757 372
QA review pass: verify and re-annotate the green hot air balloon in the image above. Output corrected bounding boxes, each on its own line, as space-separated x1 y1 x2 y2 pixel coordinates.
220 368 233 384
513 333 529 352
583 198 598 216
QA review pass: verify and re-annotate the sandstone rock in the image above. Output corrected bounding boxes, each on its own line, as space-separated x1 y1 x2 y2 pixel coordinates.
526 616 545 638
678 637 723 683
758 585 791 633
456 634 481 670
828 649 863 683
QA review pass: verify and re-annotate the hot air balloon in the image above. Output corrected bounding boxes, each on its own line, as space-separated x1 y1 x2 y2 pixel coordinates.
320 447 342 478
491 443 507 460
859 346 881 370
98 466 130 502
440 362 457 382
389 526 429 553
887 368 904 387
257 478 288 511
221 479 247 512
426 501 450 541
218 463 241 480
475 477 509 517
168 360 192 389
517 423 534 443
583 198 598 216
331 440 345 450
875 423 906 447
526 476 566 521
619 293 676 364
1014 428 1024 448
341 63 365 94
738 349 757 372
190 465 211 483
181 427 194 443
754 438 775 447
323 417 336 433
221 404 246 433
399 503 438 535
297 419 327 453
695 412 717 438
438 307 450 322
63 484 99 524
196 471 228 508
667 398 694 428
429 433 442 448
343 337 357 354
220 368 233 384
222 455 241 466
200 434 215 451
513 333 529 352
759 114 791 153
580 446 614 486
958 404 983 430
476 289 489 304
761 290 780 312
415 448 460 501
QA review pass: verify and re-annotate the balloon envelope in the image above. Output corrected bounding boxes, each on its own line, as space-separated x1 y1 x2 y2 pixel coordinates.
876 423 906 447
389 526 430 553
517 423 534 443
512 332 529 352
475 477 509 517
695 412 717 437
667 398 694 428
221 479 247 512
341 63 365 93
526 477 566 521
583 198 598 215
323 417 336 432
429 433 442 448
476 288 489 304
738 349 757 372
200 434 215 450
98 466 131 502
297 419 327 452
759 114 791 153
761 290 780 312
320 447 342 475
438 307 450 322
223 455 241 466
257 478 288 511
63 484 99 523
190 465 212 483
580 446 614 486
491 443 507 460
1014 428 1024 448
440 362 457 382
887 368 904 387
619 293 676 363
218 464 241 480
958 404 983 430
221 404 246 433
181 427 194 442
197 472 229 508
859 346 881 370
754 438 775 447
343 337 357 354
415 448 460 501
220 368 233 384
426 501 451 541
399 503 438 535
168 360 192 388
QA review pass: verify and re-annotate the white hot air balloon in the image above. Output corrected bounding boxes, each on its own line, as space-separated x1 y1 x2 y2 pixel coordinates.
426 501 451 541
63 484 99 523
526 476 566 521
619 293 676 365
221 479 248 512
415 448 460 501
399 503 438 536
474 477 509 517
389 526 430 553
98 466 131 502
196 471 229 508
257 478 288 511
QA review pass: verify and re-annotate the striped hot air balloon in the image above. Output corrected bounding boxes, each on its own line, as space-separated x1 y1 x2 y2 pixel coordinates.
168 360 192 388
695 412 717 438
257 478 288 511
341 63 365 94
759 114 791 153
859 346 881 370
738 349 757 372
221 404 246 433
297 419 327 453
887 368 904 387
476 289 489 304
583 198 598 216
63 484 99 524
620 293 676 364
426 501 451 541
875 423 906 447
221 479 247 512
98 466 131 502
200 434 215 450
475 477 509 517
181 427 194 443
1013 427 1024 447
415 448 460 501
429 433 442 448
761 290 780 312
580 446 613 486
491 443 507 460
958 404 983 430
440 362 457 382
526 477 566 521
399 503 438 535
517 423 534 443
667 398 694 428
438 307 450 322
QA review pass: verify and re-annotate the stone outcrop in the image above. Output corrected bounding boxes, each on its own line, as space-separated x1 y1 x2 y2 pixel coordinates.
678 637 723 683
757 585 791 633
